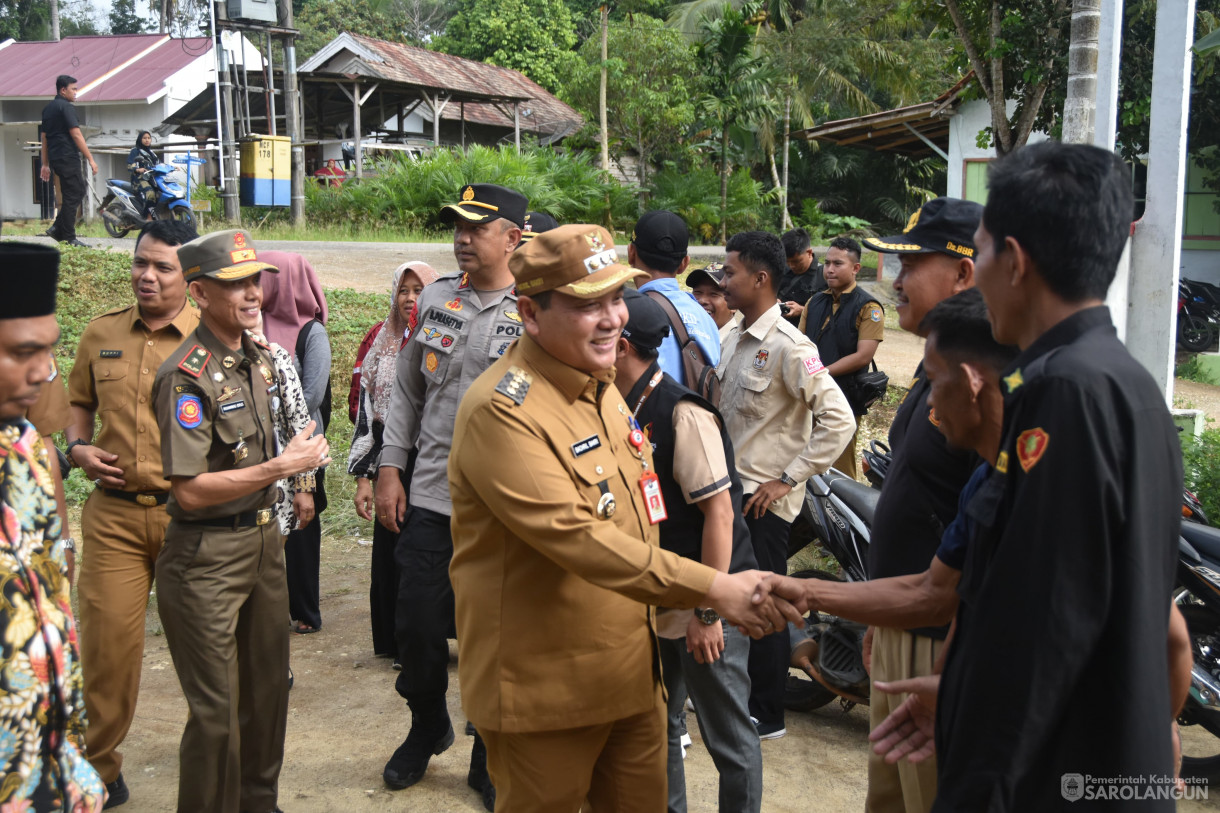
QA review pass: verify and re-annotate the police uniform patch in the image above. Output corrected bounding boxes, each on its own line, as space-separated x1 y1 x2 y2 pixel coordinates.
995 450 1010 474
176 394 203 428
177 345 211 378
494 366 532 405
426 352 439 373
445 298 463 312
1004 368 1024 394
494 340 512 356
219 400 246 413
869 307 883 323
421 327 442 341
504 310 522 323
175 383 204 395
441 335 454 348
1016 428 1049 472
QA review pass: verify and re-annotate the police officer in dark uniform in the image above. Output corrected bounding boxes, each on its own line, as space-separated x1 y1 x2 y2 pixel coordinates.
39 74 97 247
152 229 330 813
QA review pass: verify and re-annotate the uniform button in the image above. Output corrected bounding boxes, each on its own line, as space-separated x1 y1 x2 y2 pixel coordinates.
142 368 149 375
138 426 145 434
138 396 146 404
595 465 604 475
148 340 155 346
138 455 146 462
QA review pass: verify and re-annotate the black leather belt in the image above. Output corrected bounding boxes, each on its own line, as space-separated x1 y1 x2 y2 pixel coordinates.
102 488 169 507
184 508 275 529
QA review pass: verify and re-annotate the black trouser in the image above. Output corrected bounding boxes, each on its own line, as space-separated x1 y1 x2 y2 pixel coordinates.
51 156 85 240
370 464 412 658
285 474 327 630
744 506 792 729
393 506 456 710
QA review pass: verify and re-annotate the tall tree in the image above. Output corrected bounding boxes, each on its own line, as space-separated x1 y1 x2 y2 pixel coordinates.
110 0 146 34
932 0 1071 155
432 0 580 93
695 1 779 242
562 15 699 192
1061 0 1099 143
296 0 408 61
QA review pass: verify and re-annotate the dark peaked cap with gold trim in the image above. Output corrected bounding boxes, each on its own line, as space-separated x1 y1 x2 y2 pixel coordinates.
0 243 58 319
862 197 983 259
439 183 528 228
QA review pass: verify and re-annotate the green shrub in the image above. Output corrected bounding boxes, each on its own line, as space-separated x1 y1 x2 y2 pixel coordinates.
1176 355 1219 386
794 198 874 243
1182 427 1220 523
648 164 766 244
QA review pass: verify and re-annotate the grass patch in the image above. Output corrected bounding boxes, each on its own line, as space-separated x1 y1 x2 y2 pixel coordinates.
1176 354 1220 386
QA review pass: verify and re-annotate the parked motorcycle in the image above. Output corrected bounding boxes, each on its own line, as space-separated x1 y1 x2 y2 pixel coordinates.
1177 279 1220 353
1176 510 1220 783
99 163 193 238
783 444 887 712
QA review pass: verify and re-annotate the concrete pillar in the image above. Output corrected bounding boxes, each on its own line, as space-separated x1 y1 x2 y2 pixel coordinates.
1096 0 1128 340
1127 0 1196 401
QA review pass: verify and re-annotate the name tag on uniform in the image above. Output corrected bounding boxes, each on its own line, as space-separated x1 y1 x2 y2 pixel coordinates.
220 400 246 413
100 349 122 358
571 435 601 456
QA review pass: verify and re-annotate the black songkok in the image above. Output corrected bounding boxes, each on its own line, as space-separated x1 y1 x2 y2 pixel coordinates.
0 243 59 318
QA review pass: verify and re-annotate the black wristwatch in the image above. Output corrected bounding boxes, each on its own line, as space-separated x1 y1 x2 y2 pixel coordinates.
779 472 799 488
65 439 91 467
695 608 720 625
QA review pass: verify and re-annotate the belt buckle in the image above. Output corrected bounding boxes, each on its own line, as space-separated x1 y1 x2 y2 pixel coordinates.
256 508 273 526
136 493 158 507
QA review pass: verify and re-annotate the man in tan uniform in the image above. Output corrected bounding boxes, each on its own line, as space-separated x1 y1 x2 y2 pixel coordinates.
448 224 799 812
64 219 199 809
152 229 329 813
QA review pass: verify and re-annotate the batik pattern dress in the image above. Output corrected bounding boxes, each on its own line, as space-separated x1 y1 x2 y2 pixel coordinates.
247 332 314 536
0 419 104 812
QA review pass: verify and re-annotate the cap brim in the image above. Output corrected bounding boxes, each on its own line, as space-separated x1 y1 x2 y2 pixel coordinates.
440 203 502 224
193 261 278 282
861 234 931 254
686 268 723 287
555 265 648 299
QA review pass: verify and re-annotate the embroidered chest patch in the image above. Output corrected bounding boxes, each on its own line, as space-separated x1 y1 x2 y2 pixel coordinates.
753 349 769 369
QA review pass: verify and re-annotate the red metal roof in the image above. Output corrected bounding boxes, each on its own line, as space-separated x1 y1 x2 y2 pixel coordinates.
0 34 211 102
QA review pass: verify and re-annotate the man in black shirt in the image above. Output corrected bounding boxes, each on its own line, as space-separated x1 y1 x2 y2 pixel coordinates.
40 74 97 247
777 228 826 326
930 141 1182 811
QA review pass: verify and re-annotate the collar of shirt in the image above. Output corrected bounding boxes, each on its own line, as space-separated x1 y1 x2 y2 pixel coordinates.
196 319 261 365
517 333 615 405
827 281 857 303
637 277 677 294
1002 305 1113 401
132 302 198 336
742 302 783 342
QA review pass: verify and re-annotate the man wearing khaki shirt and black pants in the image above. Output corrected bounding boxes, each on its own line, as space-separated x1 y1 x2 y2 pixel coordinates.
66 219 200 808
717 230 855 740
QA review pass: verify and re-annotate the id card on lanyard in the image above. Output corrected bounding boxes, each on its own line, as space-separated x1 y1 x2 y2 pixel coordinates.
630 368 668 525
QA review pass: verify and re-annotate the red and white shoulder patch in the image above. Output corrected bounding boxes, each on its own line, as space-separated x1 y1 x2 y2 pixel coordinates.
803 355 825 376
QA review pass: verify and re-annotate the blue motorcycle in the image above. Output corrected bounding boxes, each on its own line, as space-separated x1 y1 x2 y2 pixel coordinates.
100 162 193 238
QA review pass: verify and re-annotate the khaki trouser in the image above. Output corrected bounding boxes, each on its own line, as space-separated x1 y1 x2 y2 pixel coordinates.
865 626 944 813
155 520 289 813
78 489 171 783
481 683 667 812
833 425 861 480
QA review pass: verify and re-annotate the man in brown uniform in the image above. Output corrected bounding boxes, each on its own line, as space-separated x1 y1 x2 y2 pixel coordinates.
448 224 799 812
152 229 330 813
64 219 199 808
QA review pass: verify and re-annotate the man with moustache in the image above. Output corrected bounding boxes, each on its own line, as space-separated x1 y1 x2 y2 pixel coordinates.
66 219 200 808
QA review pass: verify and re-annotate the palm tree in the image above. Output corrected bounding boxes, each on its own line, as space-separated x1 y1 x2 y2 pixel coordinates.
695 1 780 242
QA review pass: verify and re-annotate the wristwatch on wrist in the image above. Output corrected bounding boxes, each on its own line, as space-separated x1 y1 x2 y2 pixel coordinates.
65 439 90 466
60 537 76 553
779 472 799 488
695 608 720 625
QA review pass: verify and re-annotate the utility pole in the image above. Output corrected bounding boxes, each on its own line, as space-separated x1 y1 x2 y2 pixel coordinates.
216 1 241 223
280 0 305 225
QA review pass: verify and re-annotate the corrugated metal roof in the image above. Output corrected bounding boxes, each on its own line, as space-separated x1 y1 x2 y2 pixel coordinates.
310 34 582 138
0 34 211 102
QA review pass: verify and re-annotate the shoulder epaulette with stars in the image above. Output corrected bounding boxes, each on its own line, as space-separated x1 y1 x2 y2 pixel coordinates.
177 345 212 378
494 366 532 405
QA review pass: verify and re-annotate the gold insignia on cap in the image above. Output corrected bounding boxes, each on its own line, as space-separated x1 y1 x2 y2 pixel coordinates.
585 231 607 254
233 231 247 249
904 209 921 233
462 186 475 201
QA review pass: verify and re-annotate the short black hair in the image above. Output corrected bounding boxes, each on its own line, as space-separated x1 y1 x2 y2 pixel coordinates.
56 74 76 92
828 236 861 262
727 231 786 292
526 290 553 310
781 227 811 258
135 219 199 253
982 141 1134 302
919 289 1019 372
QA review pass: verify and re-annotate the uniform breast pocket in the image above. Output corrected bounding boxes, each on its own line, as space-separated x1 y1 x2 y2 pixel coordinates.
92 359 130 413
571 448 620 521
214 410 258 469
737 370 772 419
489 319 523 359
419 346 452 384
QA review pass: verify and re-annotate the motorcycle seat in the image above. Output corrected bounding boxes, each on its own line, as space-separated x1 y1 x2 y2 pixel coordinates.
1182 522 1220 565
110 180 136 194
827 474 879 526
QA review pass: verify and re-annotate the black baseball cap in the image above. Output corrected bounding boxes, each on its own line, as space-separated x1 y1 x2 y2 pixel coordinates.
440 183 528 228
631 210 689 263
621 289 671 350
685 262 724 289
862 197 983 259
519 211 560 243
